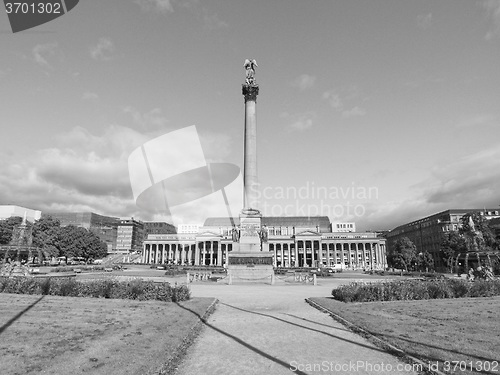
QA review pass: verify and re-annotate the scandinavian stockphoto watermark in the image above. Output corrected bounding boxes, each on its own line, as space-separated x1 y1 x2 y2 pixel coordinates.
250 181 379 219
3 0 79 33
290 360 433 373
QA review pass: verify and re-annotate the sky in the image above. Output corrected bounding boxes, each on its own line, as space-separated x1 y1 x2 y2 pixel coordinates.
1 0 500 231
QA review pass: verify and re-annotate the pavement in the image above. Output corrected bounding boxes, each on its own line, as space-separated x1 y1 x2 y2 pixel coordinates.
173 277 423 375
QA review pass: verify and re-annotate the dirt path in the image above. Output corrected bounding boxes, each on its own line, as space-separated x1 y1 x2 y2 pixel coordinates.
174 280 421 375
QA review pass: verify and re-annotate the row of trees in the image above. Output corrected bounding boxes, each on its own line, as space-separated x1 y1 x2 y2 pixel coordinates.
0 216 108 263
387 213 499 272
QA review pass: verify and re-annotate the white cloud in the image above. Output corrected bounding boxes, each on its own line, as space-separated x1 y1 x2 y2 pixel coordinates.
135 0 174 13
203 10 228 30
33 43 59 68
82 91 99 101
417 13 432 30
0 125 151 219
323 88 366 118
483 0 500 39
420 145 500 207
322 90 343 110
342 106 366 118
291 74 316 90
281 112 315 131
456 114 499 128
90 37 114 61
123 106 169 129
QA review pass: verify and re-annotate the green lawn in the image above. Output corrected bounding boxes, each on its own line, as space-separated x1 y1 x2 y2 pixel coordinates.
0 293 215 375
309 296 500 375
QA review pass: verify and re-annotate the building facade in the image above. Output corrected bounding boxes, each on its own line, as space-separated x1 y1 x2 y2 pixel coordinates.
0 205 42 223
386 209 500 269
44 211 119 252
142 216 386 270
144 222 176 236
116 218 144 253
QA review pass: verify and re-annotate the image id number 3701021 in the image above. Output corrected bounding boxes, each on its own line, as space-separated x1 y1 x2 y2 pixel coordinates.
5 2 61 14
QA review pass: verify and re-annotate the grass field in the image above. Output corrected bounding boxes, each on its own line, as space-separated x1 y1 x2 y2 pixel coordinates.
0 293 216 375
309 296 500 375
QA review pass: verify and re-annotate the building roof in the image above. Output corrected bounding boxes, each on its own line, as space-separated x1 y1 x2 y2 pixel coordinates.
203 216 331 230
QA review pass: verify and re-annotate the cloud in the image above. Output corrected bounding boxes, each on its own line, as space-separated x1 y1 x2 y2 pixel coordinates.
456 114 499 128
0 125 151 219
90 37 114 61
420 145 500 207
341 106 366 118
358 144 500 231
323 87 366 118
135 0 174 13
291 74 316 90
281 112 315 131
82 91 99 101
202 10 228 30
483 0 500 39
33 43 59 68
417 13 432 30
123 106 169 129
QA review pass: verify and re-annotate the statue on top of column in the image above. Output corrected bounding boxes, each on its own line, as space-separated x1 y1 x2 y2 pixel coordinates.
244 59 258 85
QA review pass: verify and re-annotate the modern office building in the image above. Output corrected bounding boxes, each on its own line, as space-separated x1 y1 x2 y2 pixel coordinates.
144 222 176 236
116 218 144 253
385 209 500 269
0 205 41 223
142 216 386 270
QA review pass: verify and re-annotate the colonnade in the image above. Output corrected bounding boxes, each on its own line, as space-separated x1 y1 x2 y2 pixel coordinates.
142 241 232 266
142 238 386 270
269 240 386 269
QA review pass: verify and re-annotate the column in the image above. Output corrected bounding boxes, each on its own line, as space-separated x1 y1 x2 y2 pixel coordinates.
195 242 200 266
310 241 315 267
201 242 206 266
293 241 299 267
217 242 222 266
209 241 214 266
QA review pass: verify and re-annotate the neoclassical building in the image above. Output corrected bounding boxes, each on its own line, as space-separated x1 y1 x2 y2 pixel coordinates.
142 216 387 270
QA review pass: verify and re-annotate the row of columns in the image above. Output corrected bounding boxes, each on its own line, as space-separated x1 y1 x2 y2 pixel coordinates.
142 241 232 266
270 240 386 269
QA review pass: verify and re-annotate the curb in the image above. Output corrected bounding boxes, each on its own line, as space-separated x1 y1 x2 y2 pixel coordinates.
305 298 448 375
155 298 219 375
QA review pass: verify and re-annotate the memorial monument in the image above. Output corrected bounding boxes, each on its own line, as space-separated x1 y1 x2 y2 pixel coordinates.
227 60 274 283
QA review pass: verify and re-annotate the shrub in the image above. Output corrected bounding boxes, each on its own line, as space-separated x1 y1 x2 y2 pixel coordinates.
331 278 500 302
0 276 190 302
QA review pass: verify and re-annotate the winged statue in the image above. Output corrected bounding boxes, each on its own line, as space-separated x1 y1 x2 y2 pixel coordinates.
244 59 258 85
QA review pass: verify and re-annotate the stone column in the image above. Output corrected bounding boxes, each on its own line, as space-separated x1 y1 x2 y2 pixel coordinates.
217 242 222 266
242 84 259 209
195 242 200 266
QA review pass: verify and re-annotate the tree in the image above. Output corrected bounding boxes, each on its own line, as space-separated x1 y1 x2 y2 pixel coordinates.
389 237 417 271
440 231 466 271
417 251 434 272
459 212 497 251
80 230 108 261
32 215 61 258
57 225 107 262
0 216 23 244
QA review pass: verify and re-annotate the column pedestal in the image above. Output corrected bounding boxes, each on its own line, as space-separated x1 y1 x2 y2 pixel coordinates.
227 209 274 283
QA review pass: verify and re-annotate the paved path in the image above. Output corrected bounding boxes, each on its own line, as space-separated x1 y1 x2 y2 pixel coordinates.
174 278 421 375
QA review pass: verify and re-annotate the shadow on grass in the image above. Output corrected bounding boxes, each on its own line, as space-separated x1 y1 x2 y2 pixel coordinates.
310 298 500 375
175 302 309 375
0 295 45 336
